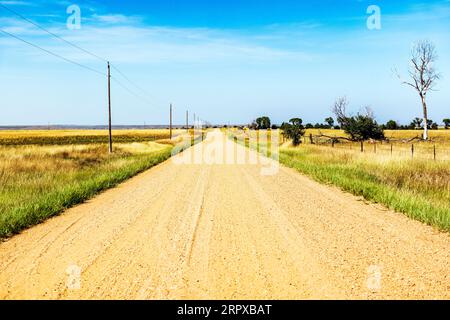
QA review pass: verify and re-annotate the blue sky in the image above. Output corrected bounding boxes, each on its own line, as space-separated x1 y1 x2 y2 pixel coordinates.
0 0 449 125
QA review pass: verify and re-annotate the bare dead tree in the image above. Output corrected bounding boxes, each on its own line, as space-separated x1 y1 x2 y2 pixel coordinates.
363 106 374 119
401 40 440 141
332 96 349 126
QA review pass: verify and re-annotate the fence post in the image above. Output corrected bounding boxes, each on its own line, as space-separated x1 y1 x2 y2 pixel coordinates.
360 141 364 153
309 133 314 145
390 143 393 156
411 144 414 159
434 144 436 161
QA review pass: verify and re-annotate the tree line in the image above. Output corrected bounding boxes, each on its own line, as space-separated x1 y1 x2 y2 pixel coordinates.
252 115 450 132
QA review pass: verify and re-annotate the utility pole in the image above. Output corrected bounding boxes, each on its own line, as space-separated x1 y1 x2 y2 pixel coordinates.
170 103 173 140
107 62 113 154
186 110 189 132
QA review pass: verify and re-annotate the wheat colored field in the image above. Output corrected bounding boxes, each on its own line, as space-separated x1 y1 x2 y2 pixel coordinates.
0 129 185 145
0 129 204 238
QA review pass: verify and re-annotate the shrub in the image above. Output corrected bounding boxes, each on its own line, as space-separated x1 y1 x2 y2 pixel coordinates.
281 118 306 146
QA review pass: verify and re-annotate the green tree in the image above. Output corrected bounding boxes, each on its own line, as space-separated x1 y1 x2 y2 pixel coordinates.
282 118 306 146
386 120 398 130
411 117 423 129
443 118 450 129
332 97 385 141
325 117 335 128
255 116 271 130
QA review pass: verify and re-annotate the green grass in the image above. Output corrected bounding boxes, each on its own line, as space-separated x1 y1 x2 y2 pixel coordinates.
0 143 175 239
279 148 449 232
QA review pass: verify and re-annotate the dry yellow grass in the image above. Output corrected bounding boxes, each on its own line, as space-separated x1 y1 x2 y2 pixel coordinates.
0 129 182 138
0 140 175 238
0 129 184 145
304 128 450 141
292 129 450 161
0 127 206 238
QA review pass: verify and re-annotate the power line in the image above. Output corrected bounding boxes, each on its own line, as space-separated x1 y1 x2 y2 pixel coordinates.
0 28 166 111
110 64 167 106
110 65 149 97
0 3 170 111
0 3 107 63
0 28 106 76
111 76 160 107
0 3 183 119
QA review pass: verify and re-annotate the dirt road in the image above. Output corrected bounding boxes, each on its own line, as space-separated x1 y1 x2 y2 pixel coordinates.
0 131 448 299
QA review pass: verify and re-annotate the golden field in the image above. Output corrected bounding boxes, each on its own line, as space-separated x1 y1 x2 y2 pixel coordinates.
0 129 186 145
0 129 202 239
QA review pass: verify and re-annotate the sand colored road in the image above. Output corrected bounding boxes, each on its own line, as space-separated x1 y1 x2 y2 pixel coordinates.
0 131 449 300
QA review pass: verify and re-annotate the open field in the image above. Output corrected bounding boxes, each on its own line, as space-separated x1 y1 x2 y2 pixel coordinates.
302 129 450 161
231 129 450 232
0 131 448 300
0 129 204 239
304 128 450 142
0 129 184 146
0 142 172 239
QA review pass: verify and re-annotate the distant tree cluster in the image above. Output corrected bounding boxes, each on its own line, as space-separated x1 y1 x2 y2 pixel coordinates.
381 118 447 130
304 117 340 130
250 116 271 130
444 119 450 129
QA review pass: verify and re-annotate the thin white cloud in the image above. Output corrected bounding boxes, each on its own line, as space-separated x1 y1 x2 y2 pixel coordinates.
0 14 313 65
0 1 35 6
90 14 142 25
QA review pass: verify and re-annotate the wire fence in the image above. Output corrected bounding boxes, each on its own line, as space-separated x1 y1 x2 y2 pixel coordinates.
296 134 450 161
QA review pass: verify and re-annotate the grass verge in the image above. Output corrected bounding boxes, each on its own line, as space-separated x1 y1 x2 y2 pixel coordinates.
0 142 175 239
229 130 450 232
279 148 449 232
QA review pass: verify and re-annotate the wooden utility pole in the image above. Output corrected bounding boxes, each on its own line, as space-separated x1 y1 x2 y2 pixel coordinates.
107 62 113 153
186 110 189 131
169 103 173 140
